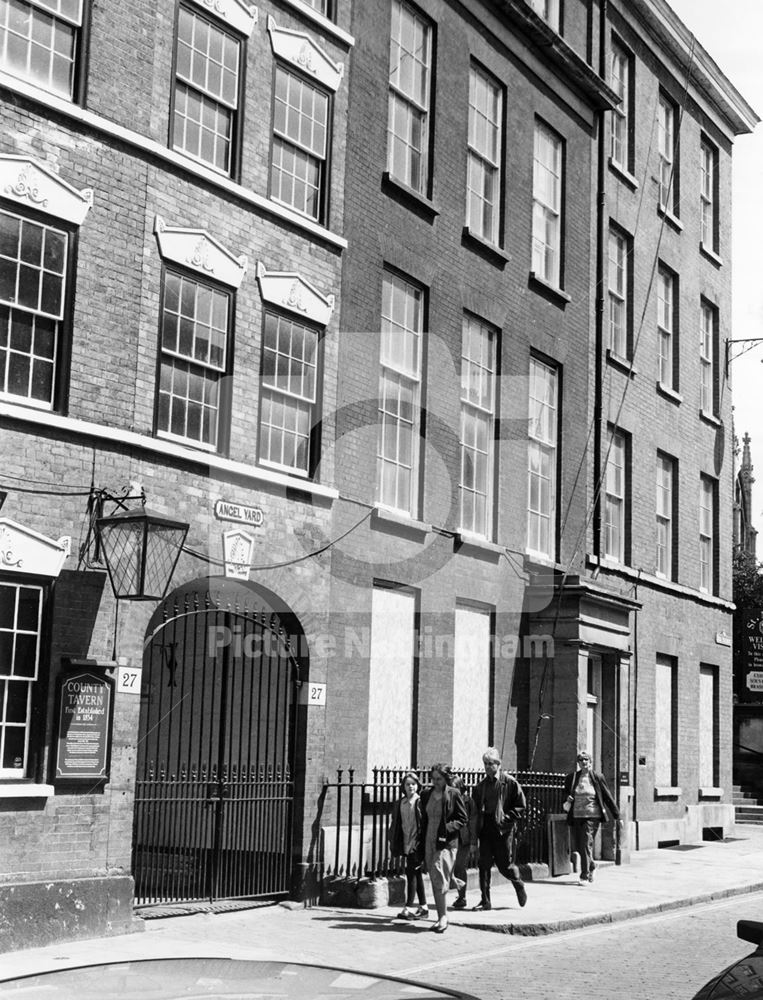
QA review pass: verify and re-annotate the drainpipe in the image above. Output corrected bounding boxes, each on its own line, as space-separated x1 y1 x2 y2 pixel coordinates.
592 0 607 562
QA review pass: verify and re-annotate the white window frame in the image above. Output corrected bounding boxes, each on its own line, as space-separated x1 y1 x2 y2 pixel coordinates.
387 0 432 195
172 4 242 176
604 429 626 563
459 314 497 538
527 0 560 31
0 206 70 411
700 137 717 252
699 476 714 594
258 309 320 476
156 268 231 452
527 357 558 559
658 93 677 214
466 64 503 246
656 452 674 580
271 65 330 223
377 271 423 515
608 226 628 358
0 579 43 779
700 300 716 416
609 38 630 169
0 0 83 100
657 266 675 389
532 122 563 288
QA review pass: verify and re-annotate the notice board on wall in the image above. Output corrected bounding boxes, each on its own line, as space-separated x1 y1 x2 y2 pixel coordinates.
55 670 114 783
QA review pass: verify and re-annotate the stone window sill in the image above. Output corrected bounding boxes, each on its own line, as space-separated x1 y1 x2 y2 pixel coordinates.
372 505 431 539
528 272 571 306
699 787 723 799
608 158 639 190
654 786 682 798
461 227 510 267
700 244 723 268
0 783 55 798
606 349 637 377
454 531 504 560
278 0 355 46
656 381 683 405
381 172 439 221
700 410 722 428
658 205 684 233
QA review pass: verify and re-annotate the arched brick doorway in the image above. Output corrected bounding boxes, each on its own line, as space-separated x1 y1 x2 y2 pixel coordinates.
132 577 308 905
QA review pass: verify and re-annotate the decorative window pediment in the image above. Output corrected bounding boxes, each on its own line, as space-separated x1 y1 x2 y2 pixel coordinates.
267 15 344 91
185 0 258 36
0 156 92 225
256 261 334 325
154 216 248 288
0 519 70 578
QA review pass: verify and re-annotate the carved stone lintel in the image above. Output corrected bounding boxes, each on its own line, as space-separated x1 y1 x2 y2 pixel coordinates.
0 526 22 569
5 163 48 210
284 281 308 312
187 236 216 273
256 261 335 325
0 156 93 225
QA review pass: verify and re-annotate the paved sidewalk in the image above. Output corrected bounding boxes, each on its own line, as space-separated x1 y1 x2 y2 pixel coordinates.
2 824 763 984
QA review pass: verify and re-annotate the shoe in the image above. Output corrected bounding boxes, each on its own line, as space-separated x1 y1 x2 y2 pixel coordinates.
414 905 429 918
587 871 594 882
396 909 416 920
472 900 492 911
433 920 448 933
514 882 528 908
451 897 467 910
578 876 589 885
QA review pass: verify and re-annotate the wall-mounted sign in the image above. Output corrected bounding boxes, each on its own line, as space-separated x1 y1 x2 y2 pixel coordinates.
223 529 255 580
742 612 763 698
306 682 326 706
117 665 142 694
715 630 732 647
55 671 114 782
214 499 264 527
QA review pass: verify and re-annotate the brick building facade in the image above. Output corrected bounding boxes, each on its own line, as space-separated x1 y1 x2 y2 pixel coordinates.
0 0 756 949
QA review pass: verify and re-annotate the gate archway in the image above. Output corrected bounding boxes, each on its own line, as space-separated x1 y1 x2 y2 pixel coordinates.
132 577 307 905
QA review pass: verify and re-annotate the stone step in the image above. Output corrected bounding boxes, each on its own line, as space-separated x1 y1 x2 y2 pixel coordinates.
735 807 763 819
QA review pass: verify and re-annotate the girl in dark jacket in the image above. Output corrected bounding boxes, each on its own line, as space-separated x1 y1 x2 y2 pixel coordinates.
419 764 468 933
388 771 428 920
563 750 620 884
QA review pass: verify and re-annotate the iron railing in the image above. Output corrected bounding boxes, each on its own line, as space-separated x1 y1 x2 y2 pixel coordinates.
320 767 566 880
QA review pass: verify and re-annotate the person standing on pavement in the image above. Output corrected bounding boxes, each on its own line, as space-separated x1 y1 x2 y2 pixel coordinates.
470 748 528 911
419 763 468 933
563 750 619 884
450 774 476 910
388 771 429 921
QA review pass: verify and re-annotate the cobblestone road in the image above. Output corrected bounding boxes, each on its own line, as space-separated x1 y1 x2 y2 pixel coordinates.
396 892 763 1000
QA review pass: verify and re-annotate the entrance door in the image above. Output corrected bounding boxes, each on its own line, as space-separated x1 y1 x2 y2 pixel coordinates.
132 583 301 905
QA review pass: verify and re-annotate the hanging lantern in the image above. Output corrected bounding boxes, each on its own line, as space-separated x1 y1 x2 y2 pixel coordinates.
96 506 188 600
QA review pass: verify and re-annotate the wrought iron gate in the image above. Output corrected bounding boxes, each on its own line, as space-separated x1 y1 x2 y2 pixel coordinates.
132 586 301 905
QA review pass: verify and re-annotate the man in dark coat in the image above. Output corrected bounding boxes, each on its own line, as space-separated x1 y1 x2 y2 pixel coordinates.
470 747 527 910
